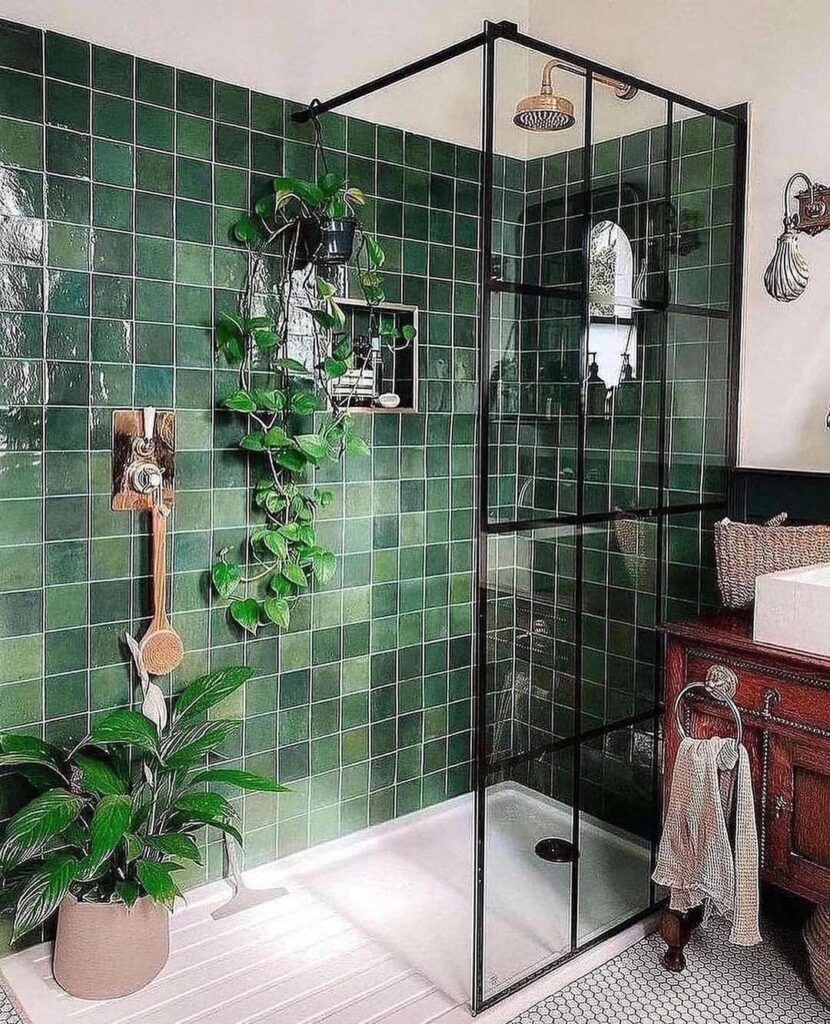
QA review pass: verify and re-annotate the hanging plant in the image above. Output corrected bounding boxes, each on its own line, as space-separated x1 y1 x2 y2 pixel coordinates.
211 169 408 636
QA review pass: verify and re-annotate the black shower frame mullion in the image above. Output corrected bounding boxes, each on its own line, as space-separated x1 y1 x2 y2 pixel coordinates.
291 18 748 1018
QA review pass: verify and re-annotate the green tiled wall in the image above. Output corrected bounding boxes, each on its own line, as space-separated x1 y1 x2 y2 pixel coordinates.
0 18 481 880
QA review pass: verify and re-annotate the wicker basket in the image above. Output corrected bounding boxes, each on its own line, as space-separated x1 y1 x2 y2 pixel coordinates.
804 904 830 1006
714 512 830 609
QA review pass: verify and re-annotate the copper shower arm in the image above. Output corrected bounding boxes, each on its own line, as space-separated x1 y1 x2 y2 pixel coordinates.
539 58 638 100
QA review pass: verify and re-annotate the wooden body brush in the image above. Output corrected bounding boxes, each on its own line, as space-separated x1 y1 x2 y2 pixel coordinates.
139 504 184 676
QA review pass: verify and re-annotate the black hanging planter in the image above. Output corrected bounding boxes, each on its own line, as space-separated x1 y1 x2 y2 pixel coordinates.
295 216 357 267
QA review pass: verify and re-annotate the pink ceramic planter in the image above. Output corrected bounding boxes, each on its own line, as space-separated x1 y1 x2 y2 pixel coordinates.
53 895 170 1000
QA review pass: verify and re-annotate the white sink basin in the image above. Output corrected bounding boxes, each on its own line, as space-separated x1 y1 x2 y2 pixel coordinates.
754 562 830 657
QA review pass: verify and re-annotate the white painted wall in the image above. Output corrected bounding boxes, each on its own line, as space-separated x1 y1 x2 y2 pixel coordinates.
1 0 828 472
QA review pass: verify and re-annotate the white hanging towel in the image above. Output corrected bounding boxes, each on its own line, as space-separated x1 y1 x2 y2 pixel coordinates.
653 735 761 945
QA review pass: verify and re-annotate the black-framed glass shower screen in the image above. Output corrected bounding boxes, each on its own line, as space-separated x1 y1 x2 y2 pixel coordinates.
473 28 745 1012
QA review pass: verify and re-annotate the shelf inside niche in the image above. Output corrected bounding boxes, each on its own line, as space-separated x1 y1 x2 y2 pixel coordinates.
335 298 419 413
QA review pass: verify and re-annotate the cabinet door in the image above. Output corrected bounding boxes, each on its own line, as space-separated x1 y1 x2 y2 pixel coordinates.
767 734 830 902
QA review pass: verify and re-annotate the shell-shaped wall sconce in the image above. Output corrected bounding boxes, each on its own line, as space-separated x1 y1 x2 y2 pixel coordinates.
764 227 809 303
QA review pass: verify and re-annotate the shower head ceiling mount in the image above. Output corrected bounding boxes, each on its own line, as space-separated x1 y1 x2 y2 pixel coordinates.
514 58 638 132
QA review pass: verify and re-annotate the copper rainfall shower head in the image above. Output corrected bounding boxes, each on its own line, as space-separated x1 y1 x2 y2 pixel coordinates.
514 59 638 132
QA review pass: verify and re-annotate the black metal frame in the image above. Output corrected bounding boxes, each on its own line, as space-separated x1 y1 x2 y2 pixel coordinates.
292 18 748 1017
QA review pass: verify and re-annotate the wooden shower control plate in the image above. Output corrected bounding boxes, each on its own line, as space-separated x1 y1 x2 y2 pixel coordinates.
111 409 176 511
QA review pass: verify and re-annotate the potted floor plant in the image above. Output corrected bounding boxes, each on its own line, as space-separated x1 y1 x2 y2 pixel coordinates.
0 665 284 999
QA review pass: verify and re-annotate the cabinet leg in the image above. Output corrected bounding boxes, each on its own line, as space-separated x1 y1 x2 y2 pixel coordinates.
659 906 703 972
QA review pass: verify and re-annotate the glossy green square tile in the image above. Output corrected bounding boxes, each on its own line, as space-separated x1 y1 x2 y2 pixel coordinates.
91 228 132 275
134 364 173 405
45 32 89 84
137 58 173 106
45 407 87 451
45 582 88 629
45 175 90 224
91 274 132 318
47 222 89 271
135 148 173 195
136 102 173 150
135 279 173 322
0 115 41 169
176 70 212 117
136 192 173 237
135 322 172 363
91 318 131 361
250 133 281 174
251 92 282 135
45 669 87 719
92 46 132 96
176 200 212 244
215 81 248 126
93 91 133 142
44 79 88 133
46 269 89 316
214 122 248 167
92 184 132 230
0 21 41 74
177 157 212 202
92 139 133 187
0 67 39 123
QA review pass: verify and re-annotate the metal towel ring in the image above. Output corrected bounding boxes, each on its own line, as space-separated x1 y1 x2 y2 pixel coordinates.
674 666 742 746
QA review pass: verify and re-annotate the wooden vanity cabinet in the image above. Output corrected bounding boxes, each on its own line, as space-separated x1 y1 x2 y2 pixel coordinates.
660 612 830 968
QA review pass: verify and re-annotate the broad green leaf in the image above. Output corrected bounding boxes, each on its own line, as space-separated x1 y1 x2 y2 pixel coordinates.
173 791 236 823
192 769 289 793
240 431 266 452
332 336 353 362
252 329 280 349
136 859 181 908
211 560 242 600
345 187 366 206
345 433 371 457
0 751 64 777
1 734 62 764
290 391 319 415
72 754 126 796
317 173 345 200
254 193 275 218
295 434 327 462
282 563 308 589
401 324 416 342
306 308 339 331
251 388 285 412
323 358 347 379
274 358 309 374
146 833 202 865
223 390 257 413
174 666 254 723
89 710 160 757
265 492 286 514
275 449 307 473
116 880 139 907
263 597 291 628
317 277 337 299
365 234 385 269
229 598 260 635
269 574 295 598
297 523 316 546
87 794 132 871
217 313 245 363
233 214 261 244
0 790 86 867
165 721 240 768
311 549 337 584
12 854 77 942
263 425 289 447
123 832 143 862
261 531 288 559
315 489 334 508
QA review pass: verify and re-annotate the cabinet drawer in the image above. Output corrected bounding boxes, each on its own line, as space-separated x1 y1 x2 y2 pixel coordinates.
686 652 830 735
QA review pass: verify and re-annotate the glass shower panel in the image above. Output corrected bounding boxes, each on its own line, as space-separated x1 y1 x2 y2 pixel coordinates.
577 716 656 944
482 748 575 1002
664 312 730 507
484 527 577 767
662 507 722 622
487 292 583 525
581 519 658 732
583 82 667 515
670 106 739 312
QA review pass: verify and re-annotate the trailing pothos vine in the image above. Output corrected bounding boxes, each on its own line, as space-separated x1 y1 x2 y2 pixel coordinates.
211 170 412 636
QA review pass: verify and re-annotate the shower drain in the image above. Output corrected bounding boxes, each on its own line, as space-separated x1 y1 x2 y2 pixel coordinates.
534 837 578 863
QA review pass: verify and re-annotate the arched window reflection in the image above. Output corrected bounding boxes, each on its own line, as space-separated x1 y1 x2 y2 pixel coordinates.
588 220 637 391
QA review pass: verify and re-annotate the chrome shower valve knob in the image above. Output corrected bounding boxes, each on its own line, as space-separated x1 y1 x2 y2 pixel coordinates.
128 460 164 495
